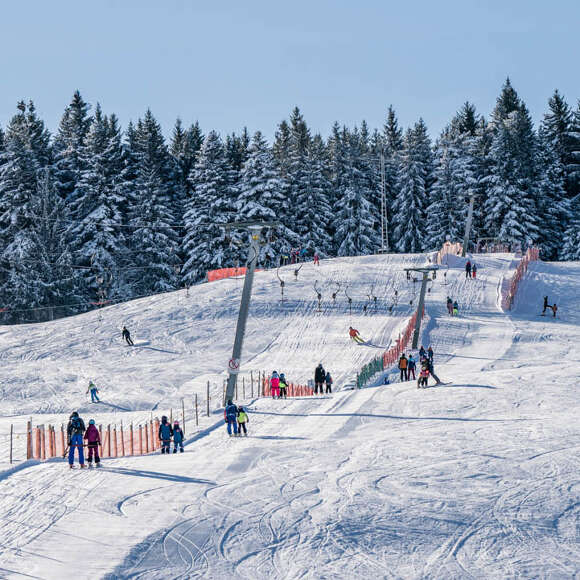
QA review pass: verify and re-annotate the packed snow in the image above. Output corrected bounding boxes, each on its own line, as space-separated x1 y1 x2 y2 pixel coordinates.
0 253 578 579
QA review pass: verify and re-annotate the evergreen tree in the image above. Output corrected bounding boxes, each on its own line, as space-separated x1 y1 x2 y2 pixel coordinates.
568 100 580 198
561 195 580 260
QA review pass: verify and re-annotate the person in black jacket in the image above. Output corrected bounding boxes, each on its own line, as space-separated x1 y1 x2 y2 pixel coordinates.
314 363 326 395
122 326 134 346
67 411 86 468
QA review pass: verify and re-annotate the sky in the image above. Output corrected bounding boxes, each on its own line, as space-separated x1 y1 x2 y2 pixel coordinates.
0 0 578 142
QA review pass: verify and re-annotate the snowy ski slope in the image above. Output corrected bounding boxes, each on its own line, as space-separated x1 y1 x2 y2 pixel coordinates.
0 253 578 579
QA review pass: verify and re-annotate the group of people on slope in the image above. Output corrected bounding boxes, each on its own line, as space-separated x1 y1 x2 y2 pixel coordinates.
158 416 186 454
270 371 292 399
398 345 442 389
66 411 101 468
465 260 478 279
314 363 333 394
446 297 459 316
542 296 558 318
224 400 249 436
280 248 320 267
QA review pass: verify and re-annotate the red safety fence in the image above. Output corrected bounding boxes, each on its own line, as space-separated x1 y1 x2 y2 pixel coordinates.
207 267 262 282
26 419 163 460
382 310 421 368
261 376 314 397
501 247 540 310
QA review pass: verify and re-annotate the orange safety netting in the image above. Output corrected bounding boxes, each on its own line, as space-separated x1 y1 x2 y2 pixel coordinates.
207 267 262 282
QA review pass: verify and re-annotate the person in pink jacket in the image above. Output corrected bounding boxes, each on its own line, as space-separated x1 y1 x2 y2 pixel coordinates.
84 419 101 467
270 371 280 399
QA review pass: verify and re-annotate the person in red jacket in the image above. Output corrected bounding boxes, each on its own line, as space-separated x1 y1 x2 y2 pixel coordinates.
84 419 101 467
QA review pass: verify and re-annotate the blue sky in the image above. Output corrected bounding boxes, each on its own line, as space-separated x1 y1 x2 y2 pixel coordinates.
1 0 578 141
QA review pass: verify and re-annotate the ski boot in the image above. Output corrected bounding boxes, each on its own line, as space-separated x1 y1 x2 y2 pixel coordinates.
180 447 184 453
173 448 177 454
80 464 87 469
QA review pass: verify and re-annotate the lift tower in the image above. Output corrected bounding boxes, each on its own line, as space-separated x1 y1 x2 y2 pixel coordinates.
404 266 438 349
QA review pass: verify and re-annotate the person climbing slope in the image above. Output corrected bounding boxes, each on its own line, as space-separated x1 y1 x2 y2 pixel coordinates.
224 400 239 436
84 419 101 467
67 411 86 469
172 421 184 453
159 416 173 453
86 380 100 403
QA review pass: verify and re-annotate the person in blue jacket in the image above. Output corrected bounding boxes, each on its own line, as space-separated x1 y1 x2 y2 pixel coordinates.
172 421 184 453
67 411 86 468
158 416 173 454
224 400 239 436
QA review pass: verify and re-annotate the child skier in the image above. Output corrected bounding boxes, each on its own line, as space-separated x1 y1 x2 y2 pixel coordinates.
453 300 459 316
86 380 100 403
552 303 558 318
84 419 101 467
279 373 288 399
158 416 173 453
270 371 280 399
224 400 239 436
418 364 430 389
67 411 86 469
237 405 249 436
472 263 477 278
325 371 333 393
172 421 184 453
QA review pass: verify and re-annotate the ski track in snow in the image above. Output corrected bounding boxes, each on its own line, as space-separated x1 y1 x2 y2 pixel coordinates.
0 254 579 579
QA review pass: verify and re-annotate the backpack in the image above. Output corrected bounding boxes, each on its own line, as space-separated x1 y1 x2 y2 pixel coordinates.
71 416 82 433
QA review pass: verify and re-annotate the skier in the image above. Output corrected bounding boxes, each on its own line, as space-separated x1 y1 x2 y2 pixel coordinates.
325 371 333 394
407 355 416 380
279 373 288 399
86 380 100 403
172 421 184 453
270 371 280 399
349 327 365 344
552 303 558 318
158 416 173 453
465 260 472 279
122 326 134 346
398 353 408 381
418 363 430 388
453 300 459 316
313 252 320 266
67 411 86 469
419 345 427 361
446 297 453 316
314 363 326 395
427 358 442 385
224 399 239 436
237 405 249 436
84 419 101 467
427 346 434 364
472 263 477 278
542 296 549 315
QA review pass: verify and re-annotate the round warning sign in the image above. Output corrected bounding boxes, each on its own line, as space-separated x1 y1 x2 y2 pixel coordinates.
228 358 240 374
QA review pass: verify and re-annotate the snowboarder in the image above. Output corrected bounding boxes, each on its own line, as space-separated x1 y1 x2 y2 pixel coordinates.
418 363 430 388
472 263 477 278
158 416 173 453
542 296 549 315
122 326 134 346
398 353 408 381
313 252 320 266
270 371 280 399
349 327 364 344
237 405 249 436
325 371 333 394
84 419 101 467
224 400 239 436
465 260 472 279
172 421 184 453
279 373 288 399
552 303 558 318
67 411 86 468
314 363 326 395
86 380 100 403
427 346 434 364
407 355 416 380
453 300 459 316
446 297 453 316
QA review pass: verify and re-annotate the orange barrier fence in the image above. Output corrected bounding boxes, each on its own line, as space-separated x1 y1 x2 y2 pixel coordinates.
207 267 262 282
501 247 540 310
26 419 163 460
261 376 314 397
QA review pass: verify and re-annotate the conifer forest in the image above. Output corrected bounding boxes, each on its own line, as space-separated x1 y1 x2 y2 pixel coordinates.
1 79 579 323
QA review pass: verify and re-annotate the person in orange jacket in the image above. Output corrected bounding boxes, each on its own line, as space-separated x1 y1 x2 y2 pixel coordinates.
349 327 364 344
398 353 408 381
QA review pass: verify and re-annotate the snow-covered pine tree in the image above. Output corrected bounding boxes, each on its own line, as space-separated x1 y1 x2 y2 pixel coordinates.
561 195 580 260
127 110 180 295
182 131 232 284
568 100 580 198
237 131 290 265
392 120 433 253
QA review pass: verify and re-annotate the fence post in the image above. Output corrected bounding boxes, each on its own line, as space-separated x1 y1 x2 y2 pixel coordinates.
207 381 210 417
139 425 143 454
9 424 13 464
130 423 134 456
99 425 104 457
26 420 32 460
144 422 149 453
40 425 46 460
195 393 199 426
107 425 112 457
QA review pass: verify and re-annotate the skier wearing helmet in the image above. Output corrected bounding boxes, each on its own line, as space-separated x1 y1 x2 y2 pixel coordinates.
172 421 184 453
314 363 326 395
84 419 101 467
158 416 173 454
